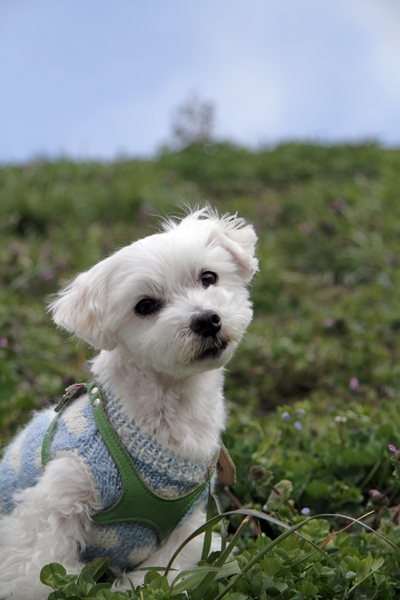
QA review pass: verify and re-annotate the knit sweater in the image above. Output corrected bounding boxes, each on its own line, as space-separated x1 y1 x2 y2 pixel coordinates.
0 385 214 572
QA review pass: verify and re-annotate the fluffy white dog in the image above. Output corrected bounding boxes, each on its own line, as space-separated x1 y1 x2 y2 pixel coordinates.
0 208 257 599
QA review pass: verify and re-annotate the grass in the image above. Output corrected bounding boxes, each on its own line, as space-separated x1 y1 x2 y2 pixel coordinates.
2 141 400 598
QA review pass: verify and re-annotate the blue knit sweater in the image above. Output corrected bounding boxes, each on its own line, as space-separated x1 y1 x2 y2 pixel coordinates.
0 386 213 572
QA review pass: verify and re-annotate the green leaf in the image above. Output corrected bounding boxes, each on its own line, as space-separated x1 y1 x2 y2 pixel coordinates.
301 580 319 597
173 562 241 594
144 570 162 586
371 557 385 573
202 492 214 561
88 583 113 596
373 572 387 589
148 575 170 592
316 582 337 596
300 519 331 544
40 563 68 590
260 558 281 577
80 557 111 583
305 480 331 499
268 582 288 594
94 590 115 600
62 582 80 596
355 555 372 581
77 571 95 595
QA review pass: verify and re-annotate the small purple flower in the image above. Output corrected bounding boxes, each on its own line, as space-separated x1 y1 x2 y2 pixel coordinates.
57 259 69 271
329 199 347 215
262 504 268 512
349 377 359 391
369 489 387 501
388 444 399 455
8 243 22 256
42 269 55 283
294 421 303 431
0 338 8 348
324 318 335 328
282 411 290 422
297 409 306 417
301 507 310 516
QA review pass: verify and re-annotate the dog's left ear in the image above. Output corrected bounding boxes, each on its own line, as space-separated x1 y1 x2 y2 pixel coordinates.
214 215 258 282
48 258 117 350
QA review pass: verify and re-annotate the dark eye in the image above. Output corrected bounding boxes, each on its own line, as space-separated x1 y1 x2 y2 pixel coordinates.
201 271 218 287
135 298 161 317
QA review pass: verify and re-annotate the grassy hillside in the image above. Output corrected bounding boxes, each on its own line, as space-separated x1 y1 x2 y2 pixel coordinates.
2 142 400 598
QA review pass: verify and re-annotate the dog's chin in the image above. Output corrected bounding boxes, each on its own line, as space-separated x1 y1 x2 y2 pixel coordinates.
132 336 236 377
196 340 228 362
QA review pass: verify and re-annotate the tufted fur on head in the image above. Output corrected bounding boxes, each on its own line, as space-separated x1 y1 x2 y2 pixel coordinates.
161 207 258 282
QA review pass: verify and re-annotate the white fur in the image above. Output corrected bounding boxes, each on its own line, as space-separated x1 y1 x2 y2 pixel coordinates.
0 208 257 598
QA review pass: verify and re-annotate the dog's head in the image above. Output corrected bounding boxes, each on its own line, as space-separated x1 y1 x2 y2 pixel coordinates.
49 208 258 377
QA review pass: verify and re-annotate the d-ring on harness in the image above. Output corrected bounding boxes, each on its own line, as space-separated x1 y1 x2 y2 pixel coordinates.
41 381 220 543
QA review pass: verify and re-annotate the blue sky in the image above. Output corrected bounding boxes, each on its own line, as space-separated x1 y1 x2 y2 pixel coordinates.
1 0 400 163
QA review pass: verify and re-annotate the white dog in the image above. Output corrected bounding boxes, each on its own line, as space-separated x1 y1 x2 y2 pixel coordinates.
0 207 257 599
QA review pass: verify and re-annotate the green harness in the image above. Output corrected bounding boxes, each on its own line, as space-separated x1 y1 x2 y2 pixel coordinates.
42 381 218 543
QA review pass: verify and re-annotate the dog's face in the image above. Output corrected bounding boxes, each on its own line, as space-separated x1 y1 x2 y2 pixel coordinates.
50 209 258 378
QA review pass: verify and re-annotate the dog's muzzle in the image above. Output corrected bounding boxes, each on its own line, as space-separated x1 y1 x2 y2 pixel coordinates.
190 311 228 360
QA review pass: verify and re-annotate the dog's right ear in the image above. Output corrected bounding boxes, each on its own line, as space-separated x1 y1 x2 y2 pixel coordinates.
48 259 117 351
209 214 258 283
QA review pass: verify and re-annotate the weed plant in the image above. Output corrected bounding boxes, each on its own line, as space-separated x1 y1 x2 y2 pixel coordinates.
2 142 400 598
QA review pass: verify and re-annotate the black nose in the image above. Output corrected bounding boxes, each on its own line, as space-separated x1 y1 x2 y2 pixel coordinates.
190 310 221 337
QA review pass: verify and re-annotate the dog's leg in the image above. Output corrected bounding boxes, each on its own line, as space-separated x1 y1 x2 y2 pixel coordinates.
0 455 98 600
112 507 221 591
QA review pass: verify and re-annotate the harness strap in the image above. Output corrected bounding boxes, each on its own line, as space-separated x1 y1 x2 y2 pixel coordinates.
41 381 218 543
41 383 87 468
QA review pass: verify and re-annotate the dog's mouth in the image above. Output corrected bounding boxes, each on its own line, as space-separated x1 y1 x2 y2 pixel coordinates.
197 339 228 361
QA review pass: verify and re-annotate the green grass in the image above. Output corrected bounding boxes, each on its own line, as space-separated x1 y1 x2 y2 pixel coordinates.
2 141 400 598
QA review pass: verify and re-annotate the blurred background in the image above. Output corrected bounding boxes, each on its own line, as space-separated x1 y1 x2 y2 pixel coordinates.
4 3 400 590
1 0 400 164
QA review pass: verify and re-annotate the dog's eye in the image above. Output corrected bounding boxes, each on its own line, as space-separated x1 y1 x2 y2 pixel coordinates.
201 271 218 287
135 298 160 317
